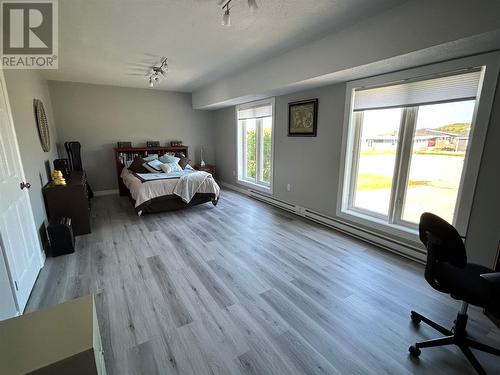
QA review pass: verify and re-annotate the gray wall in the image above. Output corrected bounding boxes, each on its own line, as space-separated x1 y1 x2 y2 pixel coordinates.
213 81 500 268
214 84 345 216
4 71 59 230
466 76 500 267
48 81 214 192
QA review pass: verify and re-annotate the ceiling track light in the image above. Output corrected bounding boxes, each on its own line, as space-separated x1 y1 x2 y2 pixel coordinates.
222 7 230 27
220 0 258 26
147 57 168 88
248 0 258 12
221 1 231 27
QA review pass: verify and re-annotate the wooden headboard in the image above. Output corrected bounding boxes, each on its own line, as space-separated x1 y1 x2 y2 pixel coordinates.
114 146 189 196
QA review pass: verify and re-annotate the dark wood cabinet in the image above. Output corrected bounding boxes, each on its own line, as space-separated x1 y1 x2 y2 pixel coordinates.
43 171 91 235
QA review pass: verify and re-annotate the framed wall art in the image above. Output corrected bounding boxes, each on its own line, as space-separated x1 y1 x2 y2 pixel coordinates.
288 99 318 137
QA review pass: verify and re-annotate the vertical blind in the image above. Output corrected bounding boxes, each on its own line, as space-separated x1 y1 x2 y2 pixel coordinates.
353 69 482 111
237 103 273 120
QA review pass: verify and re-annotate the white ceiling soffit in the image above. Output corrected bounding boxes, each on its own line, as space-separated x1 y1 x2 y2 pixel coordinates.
192 0 500 109
43 0 405 92
198 31 500 110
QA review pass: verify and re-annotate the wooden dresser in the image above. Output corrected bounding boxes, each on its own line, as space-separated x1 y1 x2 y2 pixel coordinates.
43 171 91 235
0 295 106 375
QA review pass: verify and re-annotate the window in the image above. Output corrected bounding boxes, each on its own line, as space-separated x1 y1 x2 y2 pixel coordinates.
237 99 274 191
340 66 486 235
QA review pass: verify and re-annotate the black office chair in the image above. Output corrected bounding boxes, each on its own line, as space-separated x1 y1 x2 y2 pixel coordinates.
409 212 500 374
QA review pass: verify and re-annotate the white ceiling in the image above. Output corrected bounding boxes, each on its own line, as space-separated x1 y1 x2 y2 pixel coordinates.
44 0 404 92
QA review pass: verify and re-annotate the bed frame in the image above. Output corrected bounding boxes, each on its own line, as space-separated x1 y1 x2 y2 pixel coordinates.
114 145 218 215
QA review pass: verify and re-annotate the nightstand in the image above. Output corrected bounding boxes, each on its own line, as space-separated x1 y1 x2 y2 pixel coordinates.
195 164 216 178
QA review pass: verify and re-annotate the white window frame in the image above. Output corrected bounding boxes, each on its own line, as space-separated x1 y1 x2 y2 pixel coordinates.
337 52 500 244
236 98 275 194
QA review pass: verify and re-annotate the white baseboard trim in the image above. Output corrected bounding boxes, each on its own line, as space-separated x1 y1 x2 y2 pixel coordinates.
219 180 425 264
219 181 249 195
94 189 119 197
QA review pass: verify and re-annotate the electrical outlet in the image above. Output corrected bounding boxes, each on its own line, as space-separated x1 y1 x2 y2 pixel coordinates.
286 183 291 191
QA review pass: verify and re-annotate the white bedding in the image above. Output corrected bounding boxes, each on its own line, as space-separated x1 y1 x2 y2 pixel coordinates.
173 171 211 203
121 168 220 213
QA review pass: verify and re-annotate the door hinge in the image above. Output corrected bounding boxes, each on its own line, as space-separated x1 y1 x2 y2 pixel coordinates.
14 281 18 291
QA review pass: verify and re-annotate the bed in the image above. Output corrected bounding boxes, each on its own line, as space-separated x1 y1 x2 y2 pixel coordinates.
114 146 220 215
120 168 219 215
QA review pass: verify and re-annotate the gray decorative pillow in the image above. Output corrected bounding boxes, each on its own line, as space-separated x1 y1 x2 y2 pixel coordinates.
160 162 183 173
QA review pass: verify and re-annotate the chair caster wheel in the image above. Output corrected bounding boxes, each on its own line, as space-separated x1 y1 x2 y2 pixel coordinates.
410 312 421 324
409 345 421 357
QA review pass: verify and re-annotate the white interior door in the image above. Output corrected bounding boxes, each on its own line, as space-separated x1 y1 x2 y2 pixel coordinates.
0 70 43 317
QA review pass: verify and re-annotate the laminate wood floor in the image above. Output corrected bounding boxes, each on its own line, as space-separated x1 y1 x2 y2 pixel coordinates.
27 189 500 374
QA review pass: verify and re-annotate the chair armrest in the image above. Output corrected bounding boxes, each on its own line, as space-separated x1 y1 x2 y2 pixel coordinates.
480 272 500 284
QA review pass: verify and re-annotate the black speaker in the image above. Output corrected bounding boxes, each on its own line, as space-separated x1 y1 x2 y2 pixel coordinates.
53 158 71 179
47 217 75 257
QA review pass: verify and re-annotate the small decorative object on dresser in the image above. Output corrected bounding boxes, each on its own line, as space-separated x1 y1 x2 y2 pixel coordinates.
170 140 183 147
147 141 160 147
53 158 71 179
117 141 132 148
200 147 206 167
195 164 216 178
51 170 67 186
288 98 318 137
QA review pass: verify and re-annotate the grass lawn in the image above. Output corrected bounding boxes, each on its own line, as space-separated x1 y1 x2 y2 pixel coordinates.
357 173 430 190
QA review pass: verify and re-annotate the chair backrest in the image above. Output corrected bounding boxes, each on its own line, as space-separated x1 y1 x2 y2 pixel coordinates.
419 212 467 290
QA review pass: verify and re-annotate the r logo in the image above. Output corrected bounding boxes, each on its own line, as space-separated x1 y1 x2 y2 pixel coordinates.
2 2 53 54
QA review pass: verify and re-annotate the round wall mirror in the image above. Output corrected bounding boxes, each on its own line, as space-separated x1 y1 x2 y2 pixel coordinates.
34 98 50 152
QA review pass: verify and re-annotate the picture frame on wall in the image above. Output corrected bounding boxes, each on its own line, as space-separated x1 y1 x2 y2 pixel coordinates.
288 98 318 137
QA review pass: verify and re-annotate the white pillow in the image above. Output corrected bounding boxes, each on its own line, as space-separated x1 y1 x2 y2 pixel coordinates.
143 154 159 162
143 159 164 173
159 154 180 164
160 162 183 174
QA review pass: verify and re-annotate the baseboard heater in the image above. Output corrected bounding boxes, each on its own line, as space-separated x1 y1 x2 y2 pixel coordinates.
248 189 296 213
247 188 426 263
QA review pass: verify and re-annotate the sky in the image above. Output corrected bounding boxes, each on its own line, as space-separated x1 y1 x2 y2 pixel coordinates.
361 100 475 137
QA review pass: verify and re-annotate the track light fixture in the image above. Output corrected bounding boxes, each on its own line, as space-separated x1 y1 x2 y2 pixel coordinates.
147 57 168 88
220 0 258 26
222 6 231 27
248 0 258 12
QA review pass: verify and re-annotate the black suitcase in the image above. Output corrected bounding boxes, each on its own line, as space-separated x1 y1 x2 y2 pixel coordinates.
47 217 75 257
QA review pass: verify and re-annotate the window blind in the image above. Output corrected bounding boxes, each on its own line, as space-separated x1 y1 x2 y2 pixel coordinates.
353 70 482 111
238 104 273 120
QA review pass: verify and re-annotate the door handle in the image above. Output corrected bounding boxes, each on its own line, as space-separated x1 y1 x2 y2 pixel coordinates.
20 181 31 190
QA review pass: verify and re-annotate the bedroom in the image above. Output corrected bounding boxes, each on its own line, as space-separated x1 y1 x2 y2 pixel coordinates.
1 0 500 374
